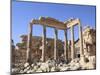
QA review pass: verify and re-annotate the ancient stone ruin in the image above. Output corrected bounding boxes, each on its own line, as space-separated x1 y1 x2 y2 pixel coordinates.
26 17 84 63
11 17 96 74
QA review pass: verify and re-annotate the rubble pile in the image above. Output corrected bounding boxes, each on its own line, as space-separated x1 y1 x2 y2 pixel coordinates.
12 55 96 74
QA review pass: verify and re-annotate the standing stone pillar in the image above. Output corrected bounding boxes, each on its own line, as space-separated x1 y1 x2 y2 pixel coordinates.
78 20 84 62
79 21 84 57
68 40 71 61
27 22 33 63
64 30 68 61
70 26 75 60
41 26 46 62
54 28 58 60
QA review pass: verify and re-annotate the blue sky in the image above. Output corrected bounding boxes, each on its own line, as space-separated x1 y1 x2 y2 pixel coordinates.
12 1 96 45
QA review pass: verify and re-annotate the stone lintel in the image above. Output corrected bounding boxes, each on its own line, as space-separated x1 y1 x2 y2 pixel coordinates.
31 17 66 30
65 18 79 28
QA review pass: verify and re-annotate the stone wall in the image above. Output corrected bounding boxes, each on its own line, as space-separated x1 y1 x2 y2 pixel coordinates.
83 26 96 57
75 26 96 57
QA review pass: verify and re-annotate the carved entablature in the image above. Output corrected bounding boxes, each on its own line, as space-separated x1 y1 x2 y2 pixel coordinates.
31 17 66 30
64 18 80 28
30 17 80 30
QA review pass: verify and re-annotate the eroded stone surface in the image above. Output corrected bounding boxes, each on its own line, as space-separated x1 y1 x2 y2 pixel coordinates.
12 55 95 74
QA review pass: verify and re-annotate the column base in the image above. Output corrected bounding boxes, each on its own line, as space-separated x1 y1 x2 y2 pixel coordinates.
80 55 85 65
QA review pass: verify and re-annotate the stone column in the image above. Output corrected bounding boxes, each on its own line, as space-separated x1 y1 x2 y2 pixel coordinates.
41 26 46 62
54 28 58 60
64 30 68 61
78 20 84 62
79 21 84 57
68 40 71 61
27 22 33 63
70 26 75 60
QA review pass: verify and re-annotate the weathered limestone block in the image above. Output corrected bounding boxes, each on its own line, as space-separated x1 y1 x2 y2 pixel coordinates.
83 26 96 56
39 63 49 72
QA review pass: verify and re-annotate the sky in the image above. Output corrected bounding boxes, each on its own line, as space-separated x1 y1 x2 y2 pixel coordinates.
12 1 96 45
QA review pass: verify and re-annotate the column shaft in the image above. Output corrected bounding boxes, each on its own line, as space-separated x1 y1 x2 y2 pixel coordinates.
71 26 75 60
41 26 46 62
64 30 68 60
27 23 32 63
54 28 58 60
79 22 84 57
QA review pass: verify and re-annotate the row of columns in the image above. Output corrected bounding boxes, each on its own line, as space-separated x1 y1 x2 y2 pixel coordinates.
41 27 68 61
27 20 84 63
